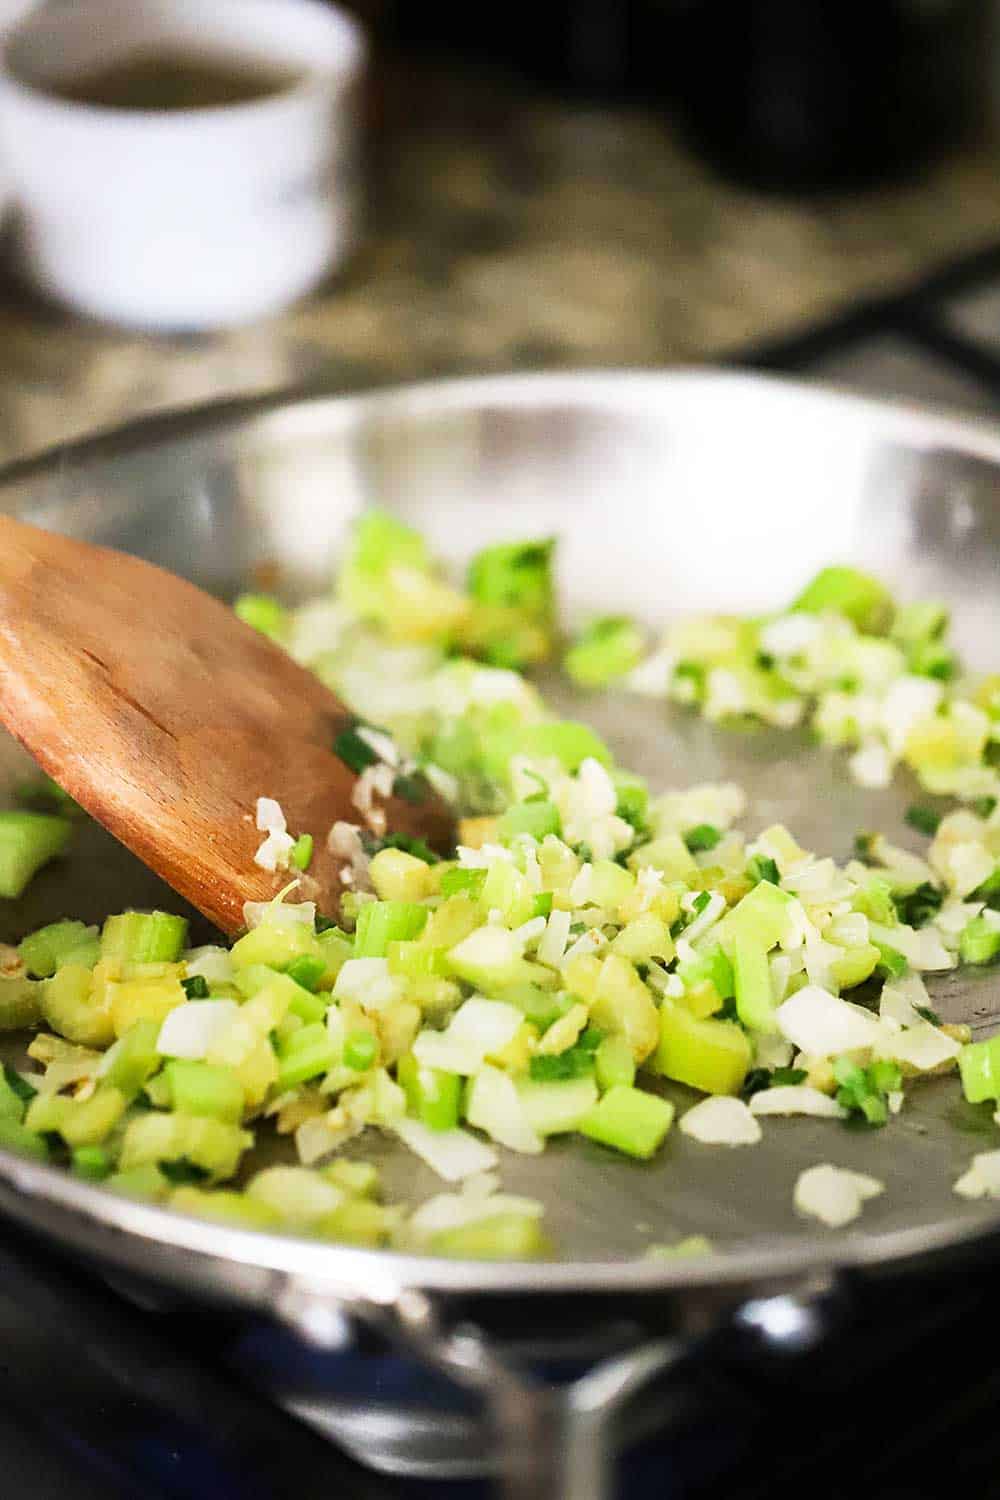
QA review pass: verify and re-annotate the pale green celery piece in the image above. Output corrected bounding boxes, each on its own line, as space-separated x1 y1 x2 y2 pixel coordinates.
0 812 72 899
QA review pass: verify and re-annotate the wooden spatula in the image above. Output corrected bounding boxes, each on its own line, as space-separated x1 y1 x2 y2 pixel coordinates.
0 516 455 934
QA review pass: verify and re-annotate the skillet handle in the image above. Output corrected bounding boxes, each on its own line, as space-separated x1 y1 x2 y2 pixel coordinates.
390 1289 682 1500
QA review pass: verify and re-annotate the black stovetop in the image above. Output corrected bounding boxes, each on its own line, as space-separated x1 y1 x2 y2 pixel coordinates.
8 245 1000 1500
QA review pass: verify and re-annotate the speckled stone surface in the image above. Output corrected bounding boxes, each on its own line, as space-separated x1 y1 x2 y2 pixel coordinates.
2 60 1000 464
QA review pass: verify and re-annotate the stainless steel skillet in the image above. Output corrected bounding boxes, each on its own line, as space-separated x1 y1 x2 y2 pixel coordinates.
0 370 999 1497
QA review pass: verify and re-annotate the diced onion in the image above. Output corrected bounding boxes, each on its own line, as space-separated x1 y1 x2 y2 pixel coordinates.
157 1000 239 1060
679 1096 761 1146
255 797 287 833
793 1163 884 1227
393 1118 499 1182
776 986 883 1057
750 1085 847 1119
333 958 404 1013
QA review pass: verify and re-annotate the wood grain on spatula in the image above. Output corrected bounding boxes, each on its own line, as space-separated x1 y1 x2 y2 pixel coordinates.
0 516 454 934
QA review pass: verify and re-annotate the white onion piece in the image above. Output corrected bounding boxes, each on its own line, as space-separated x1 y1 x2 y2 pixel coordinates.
255 797 287 833
393 1118 499 1182
679 1096 761 1146
157 1000 239 1060
793 1164 884 1228
333 958 403 1013
750 1086 847 1119
776 986 883 1057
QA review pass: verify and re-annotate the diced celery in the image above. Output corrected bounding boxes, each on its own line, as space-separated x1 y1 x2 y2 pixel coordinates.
499 983 573 1033
852 877 897 926
479 860 536 928
421 895 481 951
0 1068 26 1123
338 510 429 618
468 538 554 619
101 1019 164 1097
369 847 434 903
447 926 531 990
398 1052 462 1130
19 920 98 979
234 593 288 640
276 1023 336 1090
480 719 611 781
170 1186 280 1229
959 1035 1000 1102
106 1164 170 1201
288 986 327 1025
41 963 113 1047
676 945 734 1000
829 944 880 990
355 901 428 958
72 1144 112 1180
315 1198 395 1246
101 911 188 964
497 800 561 843
564 616 644 688
323 1159 380 1197
628 833 697 881
579 1085 674 1159
230 921 322 972
430 1213 547 1259
610 913 674 964
0 812 71 898
246 1165 344 1225
892 600 948 646
119 1113 251 1182
653 1002 752 1095
109 973 185 1039
588 955 660 1064
387 941 450 979
960 917 1000 967
285 954 327 993
792 565 893 634
517 1076 598 1135
875 942 908 980
58 1087 127 1148
721 880 790 952
289 833 313 871
588 861 636 909
316 928 354 986
342 1029 378 1072
25 1092 70 1133
0 1116 47 1161
439 868 486 899
595 1033 636 1091
731 938 776 1034
165 1060 245 1123
0 977 43 1031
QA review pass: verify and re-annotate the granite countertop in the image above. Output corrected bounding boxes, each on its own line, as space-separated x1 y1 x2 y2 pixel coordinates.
3 59 1000 464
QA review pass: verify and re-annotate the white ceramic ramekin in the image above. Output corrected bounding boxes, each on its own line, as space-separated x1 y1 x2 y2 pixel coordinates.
0 0 365 330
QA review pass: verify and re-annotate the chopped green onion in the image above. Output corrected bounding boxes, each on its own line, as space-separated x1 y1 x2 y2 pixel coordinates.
360 831 439 865
0 812 72 899
468 539 554 618
745 854 780 887
893 883 944 929
960 1035 1000 1102
14 775 78 815
905 805 941 837
343 1029 378 1072
1 1064 35 1104
332 720 379 775
532 892 553 919
914 1003 942 1025
392 773 426 804
875 942 908 980
973 797 998 820
683 824 721 854
290 833 314 871
182 975 210 1000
